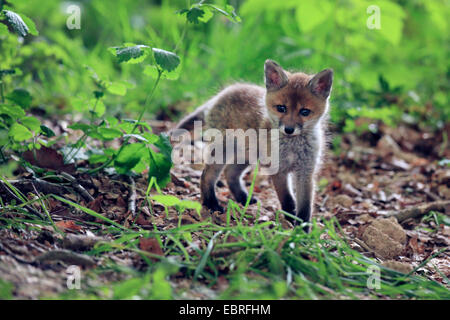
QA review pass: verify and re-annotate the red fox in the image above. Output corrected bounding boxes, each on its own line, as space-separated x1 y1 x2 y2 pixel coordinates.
173 60 332 230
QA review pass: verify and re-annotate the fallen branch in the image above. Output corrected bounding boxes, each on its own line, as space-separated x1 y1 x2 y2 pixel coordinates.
0 178 68 196
60 172 95 202
385 200 450 222
35 249 96 267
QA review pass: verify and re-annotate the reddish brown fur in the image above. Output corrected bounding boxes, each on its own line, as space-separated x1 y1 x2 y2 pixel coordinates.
266 72 328 128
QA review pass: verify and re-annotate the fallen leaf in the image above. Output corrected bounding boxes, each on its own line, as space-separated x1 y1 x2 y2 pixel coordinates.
23 146 76 174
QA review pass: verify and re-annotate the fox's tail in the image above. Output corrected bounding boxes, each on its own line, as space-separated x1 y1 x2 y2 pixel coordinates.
170 99 213 138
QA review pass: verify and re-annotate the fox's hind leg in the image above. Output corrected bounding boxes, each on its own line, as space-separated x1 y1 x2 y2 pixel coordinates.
224 164 257 206
201 163 226 213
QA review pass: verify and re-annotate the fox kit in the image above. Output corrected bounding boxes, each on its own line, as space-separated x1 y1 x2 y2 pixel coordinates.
174 60 333 229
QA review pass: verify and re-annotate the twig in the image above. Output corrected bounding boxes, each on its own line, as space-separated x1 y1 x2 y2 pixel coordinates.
35 249 96 267
385 200 450 222
127 175 137 217
0 178 68 195
59 172 94 202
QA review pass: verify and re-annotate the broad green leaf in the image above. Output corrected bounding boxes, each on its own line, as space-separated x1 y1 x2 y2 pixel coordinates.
40 125 55 138
2 10 28 37
152 48 180 72
154 133 173 159
198 7 214 23
20 13 38 36
201 4 241 23
107 82 127 96
68 123 92 133
151 195 180 207
177 200 202 215
144 65 180 80
6 88 32 109
9 123 32 141
148 135 172 188
178 7 206 24
20 116 41 132
109 44 151 64
0 104 25 119
92 99 105 117
98 127 123 140
114 143 146 174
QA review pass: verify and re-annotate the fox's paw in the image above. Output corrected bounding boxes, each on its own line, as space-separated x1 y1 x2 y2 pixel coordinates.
203 199 224 214
236 194 258 206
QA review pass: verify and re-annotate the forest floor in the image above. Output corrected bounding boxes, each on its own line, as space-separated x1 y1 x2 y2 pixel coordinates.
0 118 449 299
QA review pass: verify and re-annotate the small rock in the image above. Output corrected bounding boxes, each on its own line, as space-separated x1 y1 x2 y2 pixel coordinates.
382 260 413 274
371 217 406 244
331 194 353 208
361 217 407 259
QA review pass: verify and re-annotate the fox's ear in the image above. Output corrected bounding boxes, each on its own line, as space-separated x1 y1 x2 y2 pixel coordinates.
264 60 288 91
309 69 333 99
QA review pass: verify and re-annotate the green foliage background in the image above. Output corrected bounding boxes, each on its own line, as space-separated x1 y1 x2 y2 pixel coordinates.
1 0 448 127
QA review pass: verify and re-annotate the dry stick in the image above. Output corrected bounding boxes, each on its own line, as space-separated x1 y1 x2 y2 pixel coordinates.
127 176 137 217
59 172 95 202
385 200 450 222
35 249 96 267
0 178 67 195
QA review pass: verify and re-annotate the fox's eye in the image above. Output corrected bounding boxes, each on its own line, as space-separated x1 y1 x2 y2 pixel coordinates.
299 108 311 117
276 105 287 113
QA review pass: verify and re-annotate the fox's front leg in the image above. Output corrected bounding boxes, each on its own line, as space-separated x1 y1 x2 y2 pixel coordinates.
272 172 296 217
294 172 314 231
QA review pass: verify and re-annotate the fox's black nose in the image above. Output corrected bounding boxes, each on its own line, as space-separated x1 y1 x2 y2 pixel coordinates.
284 127 295 135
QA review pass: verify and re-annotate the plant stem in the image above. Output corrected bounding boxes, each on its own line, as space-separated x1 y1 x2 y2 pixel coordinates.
0 79 4 103
87 69 163 175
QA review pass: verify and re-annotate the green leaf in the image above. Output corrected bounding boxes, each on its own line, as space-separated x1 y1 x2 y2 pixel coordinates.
177 200 202 215
114 143 146 174
109 44 151 64
91 99 105 117
107 82 127 96
9 123 32 141
148 133 173 187
154 133 173 159
2 10 29 37
144 65 180 81
20 116 41 132
19 13 38 36
201 4 241 23
6 88 32 109
152 48 180 72
0 104 25 119
40 125 55 137
148 149 171 188
98 127 123 140
151 195 180 207
68 123 92 133
179 7 206 24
